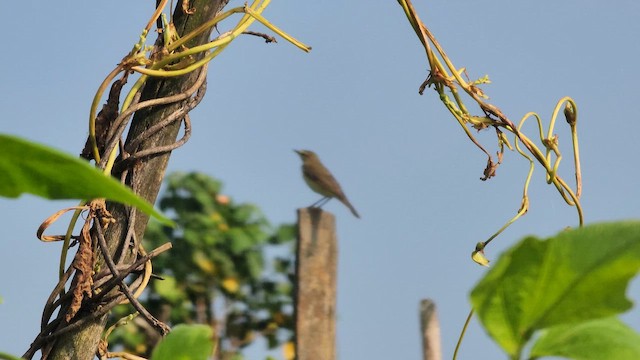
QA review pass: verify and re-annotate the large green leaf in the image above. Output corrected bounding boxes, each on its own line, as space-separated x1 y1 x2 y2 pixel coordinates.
150 324 215 360
0 134 172 225
0 351 23 360
530 316 640 360
470 221 640 357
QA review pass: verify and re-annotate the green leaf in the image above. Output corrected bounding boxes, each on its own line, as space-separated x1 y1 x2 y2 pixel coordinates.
269 224 296 244
228 228 254 254
153 275 186 304
470 221 640 357
0 351 24 360
150 324 215 360
0 134 172 226
530 316 640 360
245 250 264 280
234 204 257 223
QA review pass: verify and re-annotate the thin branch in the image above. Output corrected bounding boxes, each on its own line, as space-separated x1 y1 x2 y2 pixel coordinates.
94 217 170 336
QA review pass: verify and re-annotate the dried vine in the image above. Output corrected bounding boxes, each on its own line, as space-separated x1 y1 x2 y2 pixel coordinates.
396 1 584 358
25 1 310 359
398 0 582 265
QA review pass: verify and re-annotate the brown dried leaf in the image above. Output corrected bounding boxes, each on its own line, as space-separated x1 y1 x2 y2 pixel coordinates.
65 199 115 321
182 0 195 14
81 76 128 160
480 157 499 181
480 102 507 122
91 199 115 229
419 67 455 94
37 206 88 242
66 218 95 322
469 83 488 99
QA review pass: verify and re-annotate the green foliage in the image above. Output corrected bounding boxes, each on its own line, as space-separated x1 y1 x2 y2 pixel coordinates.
109 172 295 358
0 351 23 360
530 317 640 360
150 324 215 360
0 134 171 225
470 221 640 359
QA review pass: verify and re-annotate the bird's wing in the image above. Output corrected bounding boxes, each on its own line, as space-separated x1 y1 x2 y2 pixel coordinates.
303 163 345 198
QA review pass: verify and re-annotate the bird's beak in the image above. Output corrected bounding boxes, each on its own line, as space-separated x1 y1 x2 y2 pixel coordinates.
294 149 303 156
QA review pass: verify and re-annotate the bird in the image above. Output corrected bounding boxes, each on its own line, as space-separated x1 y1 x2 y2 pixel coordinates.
294 149 360 218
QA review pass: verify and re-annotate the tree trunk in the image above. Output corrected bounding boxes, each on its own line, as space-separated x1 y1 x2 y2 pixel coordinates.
46 1 226 359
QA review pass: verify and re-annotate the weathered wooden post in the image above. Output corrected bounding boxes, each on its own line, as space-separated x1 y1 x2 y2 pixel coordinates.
420 299 442 360
294 208 337 360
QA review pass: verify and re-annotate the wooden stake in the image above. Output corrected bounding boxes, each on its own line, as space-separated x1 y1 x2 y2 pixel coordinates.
294 208 337 360
420 299 442 360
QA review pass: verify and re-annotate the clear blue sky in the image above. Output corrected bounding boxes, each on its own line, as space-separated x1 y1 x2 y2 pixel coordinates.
1 1 639 359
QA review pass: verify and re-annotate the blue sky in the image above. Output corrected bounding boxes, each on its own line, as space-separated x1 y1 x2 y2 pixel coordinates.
1 1 639 359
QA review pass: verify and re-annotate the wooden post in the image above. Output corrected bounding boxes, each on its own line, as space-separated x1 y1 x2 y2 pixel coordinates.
420 299 442 360
294 208 337 360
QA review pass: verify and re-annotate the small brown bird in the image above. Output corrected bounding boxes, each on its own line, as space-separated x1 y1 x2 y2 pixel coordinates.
295 149 360 218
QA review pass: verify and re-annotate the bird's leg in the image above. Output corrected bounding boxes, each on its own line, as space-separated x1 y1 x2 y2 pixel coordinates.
310 197 331 208
318 197 331 207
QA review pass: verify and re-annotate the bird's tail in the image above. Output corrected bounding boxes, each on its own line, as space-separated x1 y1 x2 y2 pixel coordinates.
341 198 360 219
